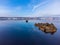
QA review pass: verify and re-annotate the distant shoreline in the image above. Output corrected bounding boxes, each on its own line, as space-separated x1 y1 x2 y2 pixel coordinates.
0 17 60 20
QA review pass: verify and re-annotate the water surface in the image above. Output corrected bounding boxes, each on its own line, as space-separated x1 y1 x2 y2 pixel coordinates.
0 20 60 45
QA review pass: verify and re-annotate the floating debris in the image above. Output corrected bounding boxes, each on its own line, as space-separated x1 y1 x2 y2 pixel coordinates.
35 23 57 35
26 20 28 23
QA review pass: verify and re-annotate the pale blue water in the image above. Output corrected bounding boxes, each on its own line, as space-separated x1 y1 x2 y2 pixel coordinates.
0 20 60 45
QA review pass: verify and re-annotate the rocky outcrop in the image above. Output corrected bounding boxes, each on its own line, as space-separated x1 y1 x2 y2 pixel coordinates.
35 23 57 34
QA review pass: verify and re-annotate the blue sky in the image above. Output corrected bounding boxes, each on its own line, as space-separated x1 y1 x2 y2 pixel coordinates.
0 0 60 17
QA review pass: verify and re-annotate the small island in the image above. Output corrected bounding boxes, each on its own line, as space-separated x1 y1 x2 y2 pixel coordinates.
35 23 57 34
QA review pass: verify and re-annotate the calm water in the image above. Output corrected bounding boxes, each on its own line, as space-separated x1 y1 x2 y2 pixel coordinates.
0 20 60 45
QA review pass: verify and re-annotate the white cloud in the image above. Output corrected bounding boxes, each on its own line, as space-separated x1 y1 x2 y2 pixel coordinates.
0 6 22 17
32 0 60 17
0 0 60 17
0 6 11 17
32 0 49 11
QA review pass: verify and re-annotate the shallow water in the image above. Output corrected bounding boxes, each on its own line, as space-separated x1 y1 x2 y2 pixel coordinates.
0 20 60 45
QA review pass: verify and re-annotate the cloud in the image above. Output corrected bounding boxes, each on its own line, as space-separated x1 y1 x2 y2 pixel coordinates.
0 0 60 17
0 6 11 17
32 0 49 11
0 6 22 17
31 0 60 17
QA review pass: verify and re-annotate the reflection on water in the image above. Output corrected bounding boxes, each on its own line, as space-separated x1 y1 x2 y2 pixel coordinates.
0 20 60 45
